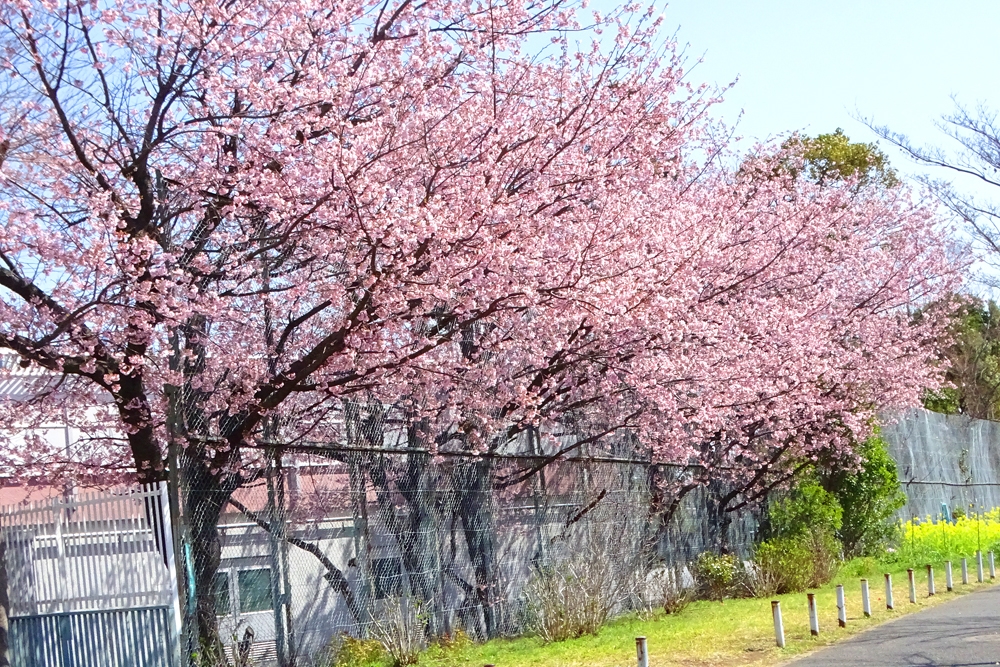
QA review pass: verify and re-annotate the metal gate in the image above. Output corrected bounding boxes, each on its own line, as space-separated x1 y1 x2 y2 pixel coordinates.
10 606 175 667
1 483 182 667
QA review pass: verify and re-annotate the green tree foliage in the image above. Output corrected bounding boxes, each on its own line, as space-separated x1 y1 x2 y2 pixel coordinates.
769 479 843 539
919 295 1000 420
821 435 906 558
765 479 842 588
784 128 899 189
761 433 906 584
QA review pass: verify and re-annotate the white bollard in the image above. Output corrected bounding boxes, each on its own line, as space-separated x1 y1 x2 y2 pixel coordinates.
990 551 996 580
861 579 871 617
907 568 916 603
807 593 820 636
885 573 894 610
927 564 936 596
945 561 953 591
977 550 985 583
772 601 786 648
636 636 648 667
962 557 969 585
836 584 847 627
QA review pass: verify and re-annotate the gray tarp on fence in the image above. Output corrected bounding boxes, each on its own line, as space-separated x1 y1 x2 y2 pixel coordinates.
883 408 1000 520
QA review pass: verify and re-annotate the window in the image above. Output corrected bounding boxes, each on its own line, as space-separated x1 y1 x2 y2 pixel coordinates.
238 568 273 613
372 558 402 599
212 572 231 616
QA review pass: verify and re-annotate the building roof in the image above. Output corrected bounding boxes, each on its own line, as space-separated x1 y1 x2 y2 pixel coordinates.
0 353 58 401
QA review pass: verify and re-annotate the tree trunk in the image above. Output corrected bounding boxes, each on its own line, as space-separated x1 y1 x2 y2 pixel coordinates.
395 449 440 632
353 406 444 635
183 461 229 657
453 458 500 639
706 480 734 554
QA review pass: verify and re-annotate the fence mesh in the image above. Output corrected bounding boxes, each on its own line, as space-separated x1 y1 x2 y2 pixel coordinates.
172 430 758 664
170 408 1000 664
6 406 999 666
883 409 1000 520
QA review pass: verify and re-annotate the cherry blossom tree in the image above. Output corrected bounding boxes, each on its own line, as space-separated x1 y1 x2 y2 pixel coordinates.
0 0 958 647
0 0 723 642
633 149 962 548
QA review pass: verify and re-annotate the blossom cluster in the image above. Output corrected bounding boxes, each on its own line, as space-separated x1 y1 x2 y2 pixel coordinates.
0 0 959 492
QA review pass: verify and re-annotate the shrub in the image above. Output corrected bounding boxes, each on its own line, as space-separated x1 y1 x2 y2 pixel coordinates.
522 522 658 640
692 552 739 601
740 560 783 598
748 530 841 597
642 566 693 615
803 530 841 587
770 479 842 539
522 554 617 642
317 635 390 667
762 433 905 573
752 538 813 594
823 434 906 558
231 627 256 667
192 644 225 667
423 629 473 661
766 477 843 588
370 597 426 667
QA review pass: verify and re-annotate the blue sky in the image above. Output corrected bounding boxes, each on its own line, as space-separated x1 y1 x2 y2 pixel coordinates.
626 0 1000 185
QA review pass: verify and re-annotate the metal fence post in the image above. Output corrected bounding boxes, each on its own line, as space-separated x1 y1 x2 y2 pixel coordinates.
927 564 935 596
962 557 969 585
807 593 819 636
884 573 894 610
977 551 985 583
265 456 289 667
907 568 916 603
52 496 68 614
945 561 953 591
157 481 184 667
836 584 846 627
772 601 785 648
990 551 996 580
860 579 871 617
636 636 649 667
0 539 9 667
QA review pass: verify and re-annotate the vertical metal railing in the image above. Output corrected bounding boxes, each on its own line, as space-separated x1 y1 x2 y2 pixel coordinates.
1 484 182 666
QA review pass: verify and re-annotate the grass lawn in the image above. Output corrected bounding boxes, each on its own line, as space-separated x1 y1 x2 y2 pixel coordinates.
423 564 996 667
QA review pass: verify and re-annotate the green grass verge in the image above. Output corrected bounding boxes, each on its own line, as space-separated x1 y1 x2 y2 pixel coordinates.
423 563 995 667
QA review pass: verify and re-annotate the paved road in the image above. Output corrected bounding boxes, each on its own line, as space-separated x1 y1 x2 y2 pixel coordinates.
789 584 1000 666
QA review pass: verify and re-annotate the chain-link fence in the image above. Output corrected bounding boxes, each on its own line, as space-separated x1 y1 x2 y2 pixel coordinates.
171 430 759 665
7 405 997 666
169 406 1000 665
